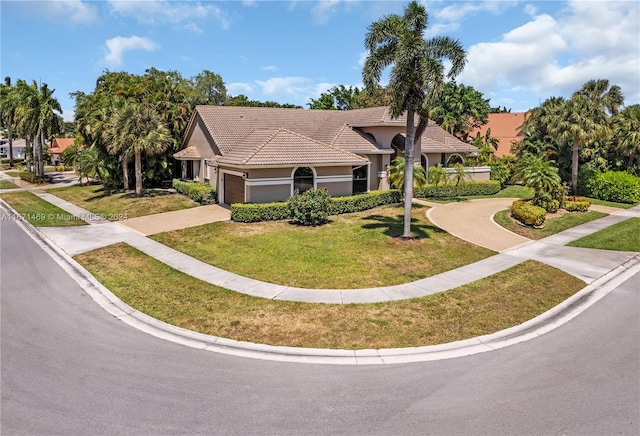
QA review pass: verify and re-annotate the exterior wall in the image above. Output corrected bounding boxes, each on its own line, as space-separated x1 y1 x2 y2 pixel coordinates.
246 184 291 203
443 166 491 181
317 180 352 197
184 117 219 159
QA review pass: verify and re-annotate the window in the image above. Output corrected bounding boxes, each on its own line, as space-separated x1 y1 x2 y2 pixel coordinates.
446 154 464 167
421 155 428 171
293 167 314 193
185 160 194 180
353 165 368 193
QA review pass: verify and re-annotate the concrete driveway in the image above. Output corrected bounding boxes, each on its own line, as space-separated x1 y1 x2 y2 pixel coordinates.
118 204 231 235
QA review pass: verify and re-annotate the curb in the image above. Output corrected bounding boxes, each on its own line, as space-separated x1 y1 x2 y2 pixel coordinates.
3 199 639 365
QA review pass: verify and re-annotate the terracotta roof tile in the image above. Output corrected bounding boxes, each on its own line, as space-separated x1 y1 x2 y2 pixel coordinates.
174 146 203 159
469 112 528 157
48 138 75 154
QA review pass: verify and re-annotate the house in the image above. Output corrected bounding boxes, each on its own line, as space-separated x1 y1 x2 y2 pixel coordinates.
468 112 528 158
174 106 478 204
47 138 75 165
0 138 27 159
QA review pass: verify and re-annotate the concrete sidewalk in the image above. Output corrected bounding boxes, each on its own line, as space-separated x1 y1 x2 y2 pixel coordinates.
5 190 638 304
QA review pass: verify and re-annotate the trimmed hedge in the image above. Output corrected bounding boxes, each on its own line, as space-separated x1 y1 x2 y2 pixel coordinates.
415 180 501 199
19 171 51 184
288 188 331 226
230 201 290 223
511 200 546 227
1 157 25 164
583 171 640 204
172 179 216 204
328 189 402 215
230 189 402 223
564 196 591 212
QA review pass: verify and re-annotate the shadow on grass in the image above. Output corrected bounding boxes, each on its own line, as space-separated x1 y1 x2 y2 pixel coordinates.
360 213 444 239
80 186 175 202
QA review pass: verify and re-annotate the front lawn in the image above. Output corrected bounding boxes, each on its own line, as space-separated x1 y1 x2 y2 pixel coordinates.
0 180 19 189
567 218 640 252
75 243 584 349
1 191 87 227
151 205 495 289
494 209 607 240
47 184 198 220
2 171 21 178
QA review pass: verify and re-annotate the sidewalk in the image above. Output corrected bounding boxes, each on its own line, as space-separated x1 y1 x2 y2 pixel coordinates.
5 189 639 304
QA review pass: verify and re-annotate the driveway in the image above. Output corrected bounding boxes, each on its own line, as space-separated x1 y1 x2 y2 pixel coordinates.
119 204 231 235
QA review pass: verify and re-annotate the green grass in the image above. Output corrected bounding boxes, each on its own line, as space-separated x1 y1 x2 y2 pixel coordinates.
426 185 534 203
47 184 198 220
586 198 637 209
75 243 584 349
0 180 19 189
3 171 21 178
0 190 87 226
494 209 607 240
151 205 495 289
568 218 640 251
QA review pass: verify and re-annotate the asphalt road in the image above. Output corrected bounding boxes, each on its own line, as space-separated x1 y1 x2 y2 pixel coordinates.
2 217 639 435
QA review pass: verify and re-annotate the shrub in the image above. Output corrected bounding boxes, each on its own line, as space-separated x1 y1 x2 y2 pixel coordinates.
511 200 546 227
328 190 401 215
231 202 289 223
172 179 216 204
564 197 591 212
1 157 25 165
288 188 331 226
582 171 640 204
19 171 51 184
415 180 501 199
489 161 511 188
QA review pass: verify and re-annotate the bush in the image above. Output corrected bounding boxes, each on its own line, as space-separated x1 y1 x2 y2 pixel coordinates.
231 202 290 223
564 198 591 212
489 161 511 188
582 171 640 204
328 190 401 215
19 171 51 184
54 165 74 171
415 180 501 199
288 188 331 226
511 200 546 227
1 157 25 165
172 179 216 204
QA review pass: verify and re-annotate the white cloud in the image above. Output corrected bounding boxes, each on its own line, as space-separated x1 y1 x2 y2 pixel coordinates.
104 36 159 66
261 65 278 71
255 77 310 96
457 1 640 107
242 0 258 7
227 82 254 95
312 0 342 25
524 4 537 16
435 0 520 22
107 0 231 31
36 0 97 24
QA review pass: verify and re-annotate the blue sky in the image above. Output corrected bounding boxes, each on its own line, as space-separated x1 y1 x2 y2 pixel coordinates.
2 0 639 121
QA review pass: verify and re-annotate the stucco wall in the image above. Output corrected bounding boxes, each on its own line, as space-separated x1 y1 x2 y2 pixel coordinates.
184 117 220 158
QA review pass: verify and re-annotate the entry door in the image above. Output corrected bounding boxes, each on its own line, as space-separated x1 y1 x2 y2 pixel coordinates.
224 174 244 204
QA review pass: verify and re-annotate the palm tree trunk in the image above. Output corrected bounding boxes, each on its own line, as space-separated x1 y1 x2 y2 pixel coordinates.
135 151 143 196
122 157 129 190
571 141 579 195
402 110 416 239
8 124 13 167
36 134 44 177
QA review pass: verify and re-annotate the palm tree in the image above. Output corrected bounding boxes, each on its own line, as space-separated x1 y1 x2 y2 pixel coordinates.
0 77 18 167
514 154 561 211
77 145 106 186
611 104 640 174
387 157 427 190
99 97 132 190
363 0 466 238
115 101 173 196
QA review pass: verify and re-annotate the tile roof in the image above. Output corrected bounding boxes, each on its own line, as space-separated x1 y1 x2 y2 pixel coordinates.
48 138 75 154
469 112 528 157
216 128 368 167
174 145 203 159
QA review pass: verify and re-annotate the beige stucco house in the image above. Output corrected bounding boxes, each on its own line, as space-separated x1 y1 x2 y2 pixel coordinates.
174 105 478 204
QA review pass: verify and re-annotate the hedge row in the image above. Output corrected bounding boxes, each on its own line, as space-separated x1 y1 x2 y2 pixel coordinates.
172 179 216 204
230 189 402 223
1 157 25 164
564 197 591 212
19 172 51 184
511 200 546 227
582 171 640 204
415 180 500 199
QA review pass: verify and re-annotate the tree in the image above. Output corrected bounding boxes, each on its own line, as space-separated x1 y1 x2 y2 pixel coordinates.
387 157 427 190
77 145 107 186
429 81 490 140
514 154 562 212
100 97 132 190
0 77 18 167
611 104 640 175
362 0 466 238
190 70 227 106
115 101 173 196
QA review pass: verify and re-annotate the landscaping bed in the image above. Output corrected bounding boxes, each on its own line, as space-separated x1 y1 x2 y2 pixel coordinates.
75 243 584 349
494 209 607 240
150 205 495 289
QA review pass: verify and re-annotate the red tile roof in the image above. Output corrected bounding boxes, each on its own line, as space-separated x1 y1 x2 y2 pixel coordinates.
468 112 528 157
48 138 75 154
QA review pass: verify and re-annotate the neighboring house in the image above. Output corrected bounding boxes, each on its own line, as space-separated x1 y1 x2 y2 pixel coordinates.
174 105 478 204
47 138 75 165
0 138 27 159
469 112 528 158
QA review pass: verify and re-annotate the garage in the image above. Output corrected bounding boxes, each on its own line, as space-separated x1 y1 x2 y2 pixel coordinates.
223 173 245 205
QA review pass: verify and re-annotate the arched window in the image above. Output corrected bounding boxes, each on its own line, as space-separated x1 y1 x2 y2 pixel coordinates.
421 155 428 171
353 165 368 194
446 154 464 167
293 167 314 193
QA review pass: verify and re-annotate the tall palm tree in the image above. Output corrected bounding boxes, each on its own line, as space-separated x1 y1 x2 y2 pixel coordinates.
362 0 466 238
115 101 173 196
0 77 18 167
100 97 132 190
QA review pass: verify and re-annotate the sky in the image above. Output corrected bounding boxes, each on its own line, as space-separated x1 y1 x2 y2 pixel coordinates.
1 0 639 122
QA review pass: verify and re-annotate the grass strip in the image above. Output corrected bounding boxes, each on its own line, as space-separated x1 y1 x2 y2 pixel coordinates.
2 171 21 178
0 190 87 227
47 184 198 220
151 205 495 289
0 180 19 189
567 218 640 252
75 243 584 349
494 209 607 240
424 185 534 204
